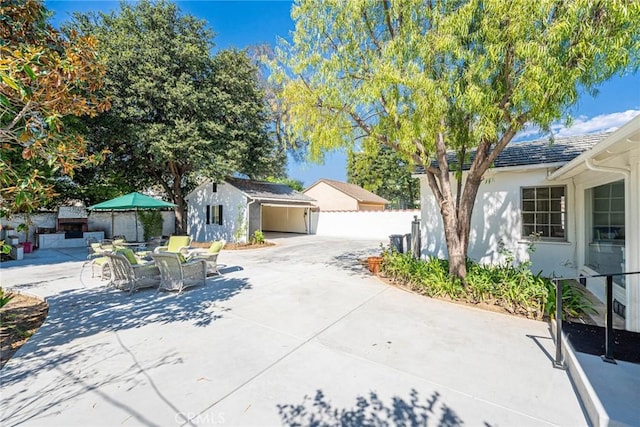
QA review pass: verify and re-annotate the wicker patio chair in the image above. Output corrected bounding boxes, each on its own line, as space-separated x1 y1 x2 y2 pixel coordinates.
104 251 160 293
153 235 191 255
187 239 225 276
150 252 206 294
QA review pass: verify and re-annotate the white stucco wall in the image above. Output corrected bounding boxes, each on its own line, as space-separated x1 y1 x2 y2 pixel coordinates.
186 181 248 243
88 211 175 241
310 210 419 240
419 168 577 278
303 182 358 211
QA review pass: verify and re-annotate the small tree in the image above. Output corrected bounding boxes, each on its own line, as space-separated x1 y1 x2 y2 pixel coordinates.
274 0 640 281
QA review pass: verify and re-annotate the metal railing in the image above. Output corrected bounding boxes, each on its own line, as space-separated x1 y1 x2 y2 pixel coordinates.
553 271 639 369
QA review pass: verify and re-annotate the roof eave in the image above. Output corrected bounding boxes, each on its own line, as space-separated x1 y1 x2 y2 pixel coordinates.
547 116 640 181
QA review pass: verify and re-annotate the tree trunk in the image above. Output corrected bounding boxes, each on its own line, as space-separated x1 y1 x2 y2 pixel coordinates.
172 179 187 235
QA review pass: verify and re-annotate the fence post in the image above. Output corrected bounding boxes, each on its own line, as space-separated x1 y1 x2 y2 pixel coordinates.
602 275 617 364
553 279 564 369
411 215 421 259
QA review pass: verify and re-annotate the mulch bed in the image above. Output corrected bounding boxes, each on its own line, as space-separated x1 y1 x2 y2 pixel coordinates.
563 321 640 364
190 241 275 250
0 292 49 369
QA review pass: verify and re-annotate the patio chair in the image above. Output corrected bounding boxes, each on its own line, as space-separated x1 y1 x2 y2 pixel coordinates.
187 240 225 276
153 235 191 255
150 252 206 294
104 249 160 293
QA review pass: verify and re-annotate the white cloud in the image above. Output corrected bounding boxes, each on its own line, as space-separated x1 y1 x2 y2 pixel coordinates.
514 109 640 141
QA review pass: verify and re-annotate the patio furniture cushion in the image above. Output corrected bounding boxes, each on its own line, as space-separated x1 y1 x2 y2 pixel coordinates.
115 248 138 265
104 252 160 293
208 240 224 253
150 252 206 293
153 235 191 254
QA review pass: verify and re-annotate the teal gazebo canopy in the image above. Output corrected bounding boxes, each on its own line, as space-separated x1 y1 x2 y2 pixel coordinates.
89 192 176 241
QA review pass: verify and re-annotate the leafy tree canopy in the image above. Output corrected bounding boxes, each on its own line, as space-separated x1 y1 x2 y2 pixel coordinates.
347 145 419 209
70 0 284 232
0 0 108 217
274 0 640 280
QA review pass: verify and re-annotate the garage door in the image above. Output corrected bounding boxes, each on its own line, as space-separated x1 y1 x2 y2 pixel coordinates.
261 205 309 233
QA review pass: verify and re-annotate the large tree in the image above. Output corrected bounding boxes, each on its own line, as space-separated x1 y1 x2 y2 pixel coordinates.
348 145 419 209
274 0 640 281
0 0 108 217
72 0 283 233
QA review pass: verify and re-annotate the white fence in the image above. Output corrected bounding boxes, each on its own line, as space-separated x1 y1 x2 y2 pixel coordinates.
1 211 175 243
310 210 420 240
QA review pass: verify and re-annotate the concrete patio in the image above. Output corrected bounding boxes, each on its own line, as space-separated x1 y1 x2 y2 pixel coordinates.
1 235 587 426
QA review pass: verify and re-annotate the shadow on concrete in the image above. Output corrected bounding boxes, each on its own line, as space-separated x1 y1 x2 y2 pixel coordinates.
332 248 381 278
0 248 88 269
0 275 251 389
277 389 475 427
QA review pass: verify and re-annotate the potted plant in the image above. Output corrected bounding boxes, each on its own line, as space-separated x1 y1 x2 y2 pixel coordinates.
367 255 383 274
16 213 34 253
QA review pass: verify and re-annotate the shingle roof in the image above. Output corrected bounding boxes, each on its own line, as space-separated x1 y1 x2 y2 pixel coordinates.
414 133 608 174
226 177 316 203
306 179 390 204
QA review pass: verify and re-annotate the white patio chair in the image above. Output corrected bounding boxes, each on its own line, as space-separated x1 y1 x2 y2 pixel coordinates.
186 239 225 276
104 251 160 293
150 252 207 294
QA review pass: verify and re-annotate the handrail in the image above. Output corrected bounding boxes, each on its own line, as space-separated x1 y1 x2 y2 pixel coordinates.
553 271 640 369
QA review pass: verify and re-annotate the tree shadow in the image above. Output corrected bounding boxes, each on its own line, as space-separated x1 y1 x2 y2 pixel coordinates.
332 248 382 278
0 274 251 388
278 389 467 427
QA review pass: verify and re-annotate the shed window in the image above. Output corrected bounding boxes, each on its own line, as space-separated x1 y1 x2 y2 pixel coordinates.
208 205 223 225
521 186 566 240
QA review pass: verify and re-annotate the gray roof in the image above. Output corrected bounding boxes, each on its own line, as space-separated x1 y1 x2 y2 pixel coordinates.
226 177 316 203
414 132 608 173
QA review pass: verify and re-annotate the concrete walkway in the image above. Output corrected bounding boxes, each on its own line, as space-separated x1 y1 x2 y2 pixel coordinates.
0 236 587 426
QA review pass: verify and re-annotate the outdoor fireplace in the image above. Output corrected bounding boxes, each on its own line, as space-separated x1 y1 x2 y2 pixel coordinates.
57 207 88 239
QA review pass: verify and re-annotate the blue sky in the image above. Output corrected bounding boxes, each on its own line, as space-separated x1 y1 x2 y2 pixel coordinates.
46 1 640 187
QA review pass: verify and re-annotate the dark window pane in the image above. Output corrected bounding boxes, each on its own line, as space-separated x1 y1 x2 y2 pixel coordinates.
523 201 535 212
551 226 565 238
522 188 535 199
551 187 565 198
593 213 609 226
537 187 550 199
611 198 624 211
593 185 610 198
550 213 563 224
551 199 563 212
523 213 535 224
594 198 610 211
536 200 550 211
536 213 549 224
537 226 550 237
612 181 624 197
610 213 625 226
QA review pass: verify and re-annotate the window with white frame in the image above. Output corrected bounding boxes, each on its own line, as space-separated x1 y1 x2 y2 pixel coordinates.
521 186 566 240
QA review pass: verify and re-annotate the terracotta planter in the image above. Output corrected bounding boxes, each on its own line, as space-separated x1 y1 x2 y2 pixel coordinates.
367 256 383 274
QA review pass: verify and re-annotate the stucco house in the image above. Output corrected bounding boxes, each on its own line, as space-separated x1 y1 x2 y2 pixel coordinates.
186 177 317 242
416 115 640 332
303 179 389 211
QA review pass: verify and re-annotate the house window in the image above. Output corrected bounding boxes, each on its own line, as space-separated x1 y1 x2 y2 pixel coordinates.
521 186 566 240
208 205 223 225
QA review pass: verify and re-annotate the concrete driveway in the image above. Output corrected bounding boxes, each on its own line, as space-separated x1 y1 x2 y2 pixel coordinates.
0 235 586 426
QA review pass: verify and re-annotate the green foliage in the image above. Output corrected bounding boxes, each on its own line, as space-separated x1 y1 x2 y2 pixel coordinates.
233 204 248 243
348 145 419 209
69 0 283 231
274 0 640 280
265 176 305 192
0 288 14 309
544 280 597 320
381 250 593 320
251 230 265 245
138 210 164 241
0 0 108 218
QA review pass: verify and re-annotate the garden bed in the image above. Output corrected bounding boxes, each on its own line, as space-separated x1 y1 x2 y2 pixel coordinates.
0 291 48 368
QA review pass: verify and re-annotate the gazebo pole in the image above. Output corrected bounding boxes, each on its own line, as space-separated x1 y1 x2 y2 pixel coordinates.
135 208 139 242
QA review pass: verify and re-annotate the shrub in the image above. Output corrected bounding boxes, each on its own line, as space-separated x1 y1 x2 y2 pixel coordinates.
138 210 163 241
251 230 265 245
380 249 592 321
0 287 14 309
